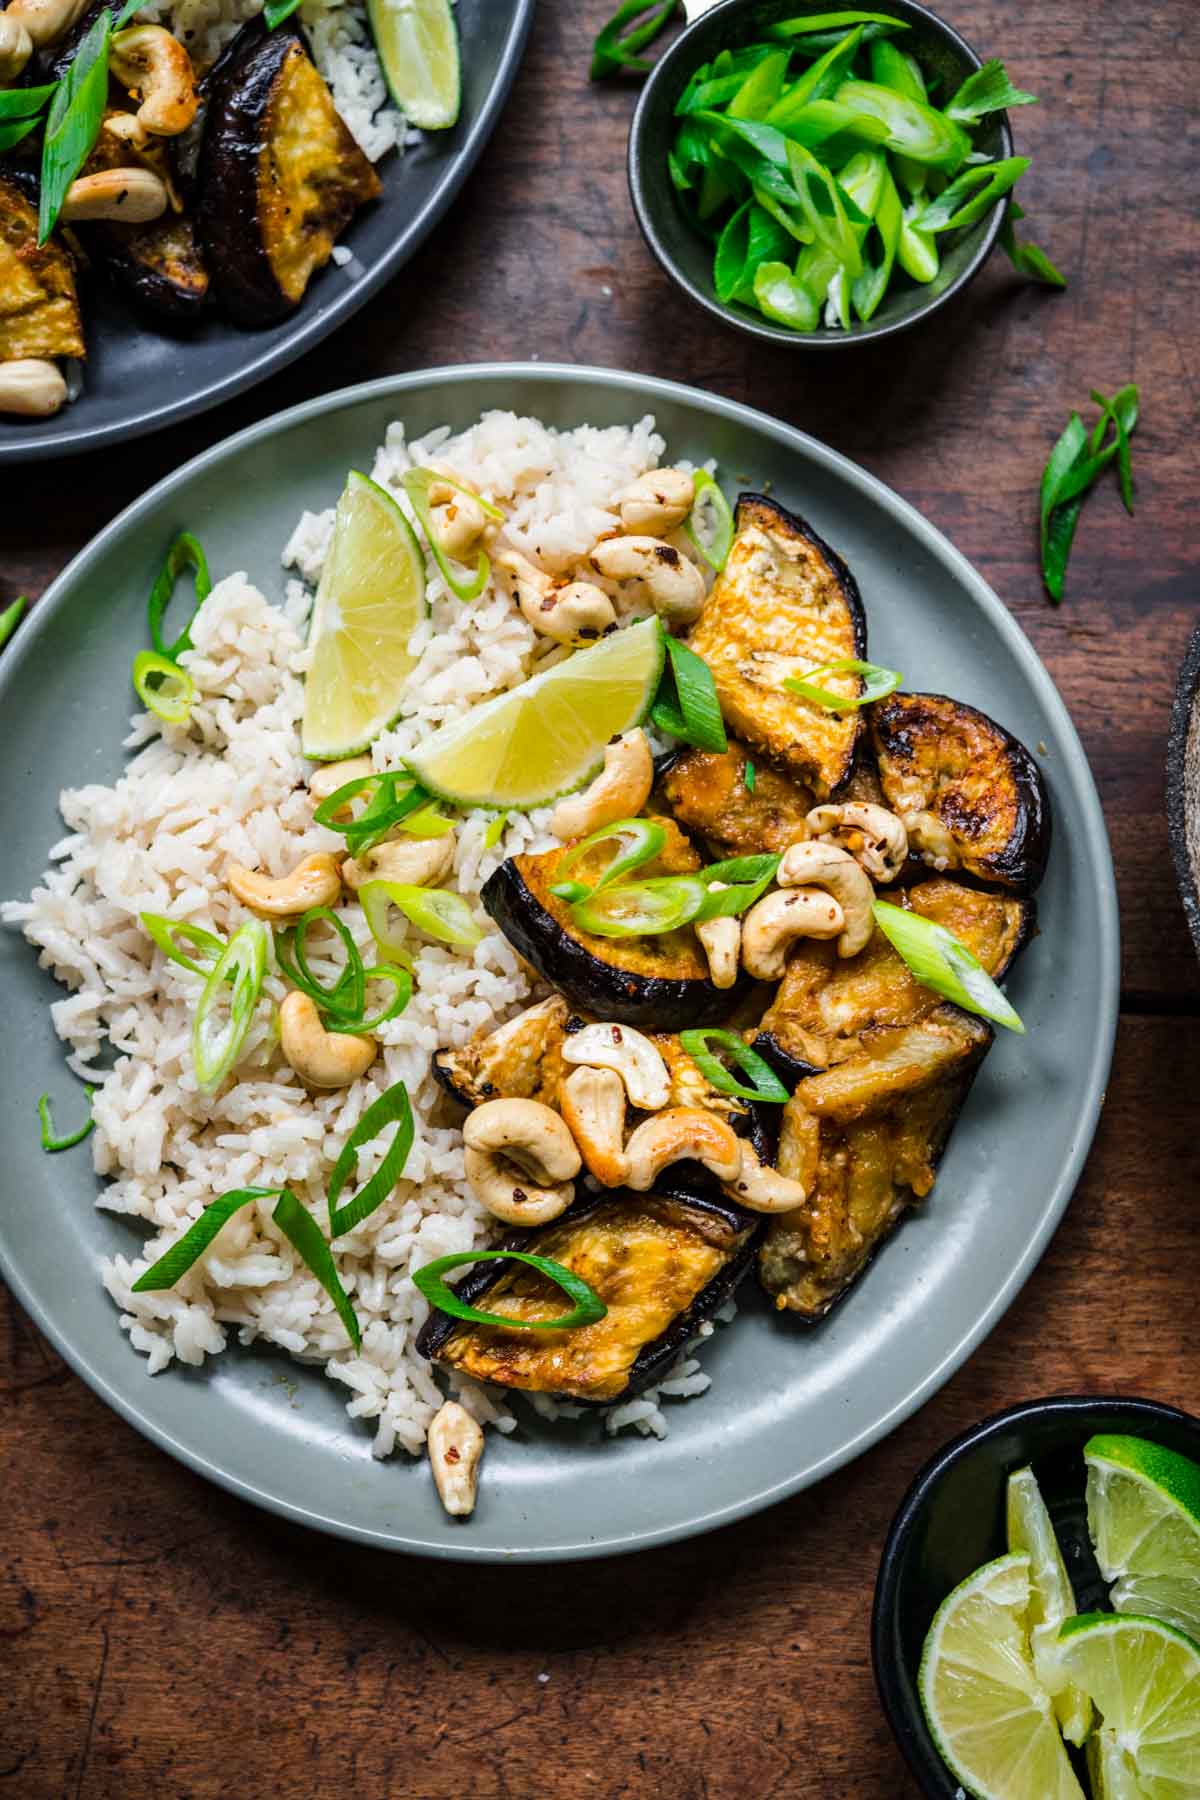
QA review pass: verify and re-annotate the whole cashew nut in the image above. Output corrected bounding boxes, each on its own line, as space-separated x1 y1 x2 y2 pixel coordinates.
279 991 376 1088
740 889 845 981
110 26 198 137
4 0 88 50
462 1098 581 1226
722 1140 810 1214
0 359 67 418
559 1065 629 1188
589 535 707 626
549 730 653 841
58 168 168 225
618 468 696 536
776 840 875 958
426 1400 484 1518
806 802 908 884
623 1107 742 1191
0 12 33 78
560 1018 670 1111
496 551 616 645
342 832 456 893
227 853 343 919
696 913 741 990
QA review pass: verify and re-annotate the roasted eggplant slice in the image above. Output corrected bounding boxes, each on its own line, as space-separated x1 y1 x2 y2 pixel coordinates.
0 176 84 362
686 494 867 798
753 876 1031 1085
432 996 573 1110
196 17 380 326
660 739 814 859
759 1005 992 1319
481 825 749 1029
92 212 210 327
417 1190 760 1403
871 692 1051 891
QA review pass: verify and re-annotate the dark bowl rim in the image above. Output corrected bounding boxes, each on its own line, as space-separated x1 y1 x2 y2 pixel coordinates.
870 1392 1200 1797
627 0 1014 349
1165 622 1200 961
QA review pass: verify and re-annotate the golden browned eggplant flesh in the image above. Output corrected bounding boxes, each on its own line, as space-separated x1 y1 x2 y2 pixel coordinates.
686 494 867 798
660 739 815 858
0 176 84 362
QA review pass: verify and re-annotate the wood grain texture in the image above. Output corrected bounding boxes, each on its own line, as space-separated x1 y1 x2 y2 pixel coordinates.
2 1 1198 1794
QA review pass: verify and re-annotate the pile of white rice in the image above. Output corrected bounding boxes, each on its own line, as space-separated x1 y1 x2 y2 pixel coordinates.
3 410 724 1460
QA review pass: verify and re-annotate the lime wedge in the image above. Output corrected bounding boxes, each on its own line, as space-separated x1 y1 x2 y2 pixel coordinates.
1058 1613 1200 1795
1086 1434 1200 1645
1006 1466 1092 1744
366 0 460 130
1087 1729 1150 1800
918 1552 1085 1800
408 617 665 810
301 471 426 761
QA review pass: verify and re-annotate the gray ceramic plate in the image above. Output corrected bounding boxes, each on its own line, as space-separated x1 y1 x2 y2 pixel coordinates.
0 0 533 465
0 364 1119 1561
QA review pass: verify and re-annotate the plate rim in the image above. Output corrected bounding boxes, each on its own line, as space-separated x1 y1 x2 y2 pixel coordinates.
0 0 536 467
0 362 1121 1560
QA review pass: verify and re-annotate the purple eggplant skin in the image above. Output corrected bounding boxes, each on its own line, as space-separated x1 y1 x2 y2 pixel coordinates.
415 1189 762 1406
33 0 120 81
480 858 750 1031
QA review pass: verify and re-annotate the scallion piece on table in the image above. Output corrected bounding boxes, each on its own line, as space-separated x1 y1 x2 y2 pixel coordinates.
572 875 707 938
783 657 902 711
683 470 735 570
650 635 727 752
412 1250 608 1331
191 920 269 1092
326 1080 414 1237
872 900 1025 1032
400 467 499 602
1039 384 1139 603
147 532 212 660
552 818 666 900
999 199 1066 289
678 1029 790 1102
358 880 482 955
38 1087 96 1152
38 10 112 243
140 913 226 976
0 596 27 652
132 649 196 724
590 0 680 81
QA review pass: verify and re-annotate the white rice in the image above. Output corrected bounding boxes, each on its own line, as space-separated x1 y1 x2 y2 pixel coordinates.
3 409 732 1460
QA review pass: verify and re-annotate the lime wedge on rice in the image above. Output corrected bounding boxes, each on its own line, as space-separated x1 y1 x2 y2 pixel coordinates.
407 616 665 810
301 471 426 761
366 0 461 130
1086 1434 1200 1645
1006 1466 1092 1744
918 1552 1085 1800
1087 1729 1151 1800
1058 1613 1200 1794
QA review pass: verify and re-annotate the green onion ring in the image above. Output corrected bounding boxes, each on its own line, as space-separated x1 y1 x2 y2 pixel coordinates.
271 1188 361 1347
313 772 433 858
413 1250 608 1331
573 874 707 938
191 920 269 1093
783 657 902 712
147 531 212 660
872 900 1025 1033
337 965 413 1034
359 881 483 953
678 1029 790 1102
38 1086 96 1152
650 636 727 752
695 852 781 920
400 468 497 603
132 649 195 725
140 913 226 976
555 817 666 897
327 1080 414 1237
684 470 735 571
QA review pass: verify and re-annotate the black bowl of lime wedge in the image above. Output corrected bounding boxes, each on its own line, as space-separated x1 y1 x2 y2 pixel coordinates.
872 1395 1200 1798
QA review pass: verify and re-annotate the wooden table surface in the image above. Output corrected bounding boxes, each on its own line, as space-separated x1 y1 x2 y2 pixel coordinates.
3 3 1197 1794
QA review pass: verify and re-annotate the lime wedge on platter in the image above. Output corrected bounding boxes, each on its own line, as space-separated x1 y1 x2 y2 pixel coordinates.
1086 1433 1200 1646
366 0 461 130
301 471 427 761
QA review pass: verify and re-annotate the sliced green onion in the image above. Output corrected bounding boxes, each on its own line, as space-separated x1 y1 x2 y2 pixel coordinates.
555 817 666 894
400 799 457 839
590 0 680 80
132 1186 280 1291
327 1080 414 1237
744 761 756 792
276 905 365 1020
872 900 1025 1033
272 1187 361 1348
999 201 1066 289
132 649 195 725
191 920 269 1092
140 913 226 976
483 810 509 849
549 881 591 903
650 636 727 752
573 875 707 938
263 0 303 25
945 59 1037 125
147 532 211 660
38 1086 96 1152
834 79 970 173
678 1029 789 1102
764 12 909 39
695 852 780 919
915 156 1030 233
754 260 821 330
413 1250 608 1331
400 468 490 602
1039 385 1138 602
0 596 27 652
38 8 111 243
313 771 432 857
358 880 483 954
784 139 864 276
0 83 57 120
0 117 41 153
783 657 902 711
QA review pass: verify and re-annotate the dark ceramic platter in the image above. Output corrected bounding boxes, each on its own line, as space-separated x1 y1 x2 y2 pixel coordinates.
0 0 534 465
1166 624 1200 961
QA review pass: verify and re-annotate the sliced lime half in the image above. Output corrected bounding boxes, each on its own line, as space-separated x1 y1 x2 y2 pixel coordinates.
366 0 461 130
1058 1612 1200 1795
1086 1433 1200 1645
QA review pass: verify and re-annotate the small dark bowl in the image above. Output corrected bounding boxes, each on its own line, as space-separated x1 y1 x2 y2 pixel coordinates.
1166 624 1200 962
628 0 1013 347
872 1394 1200 1797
